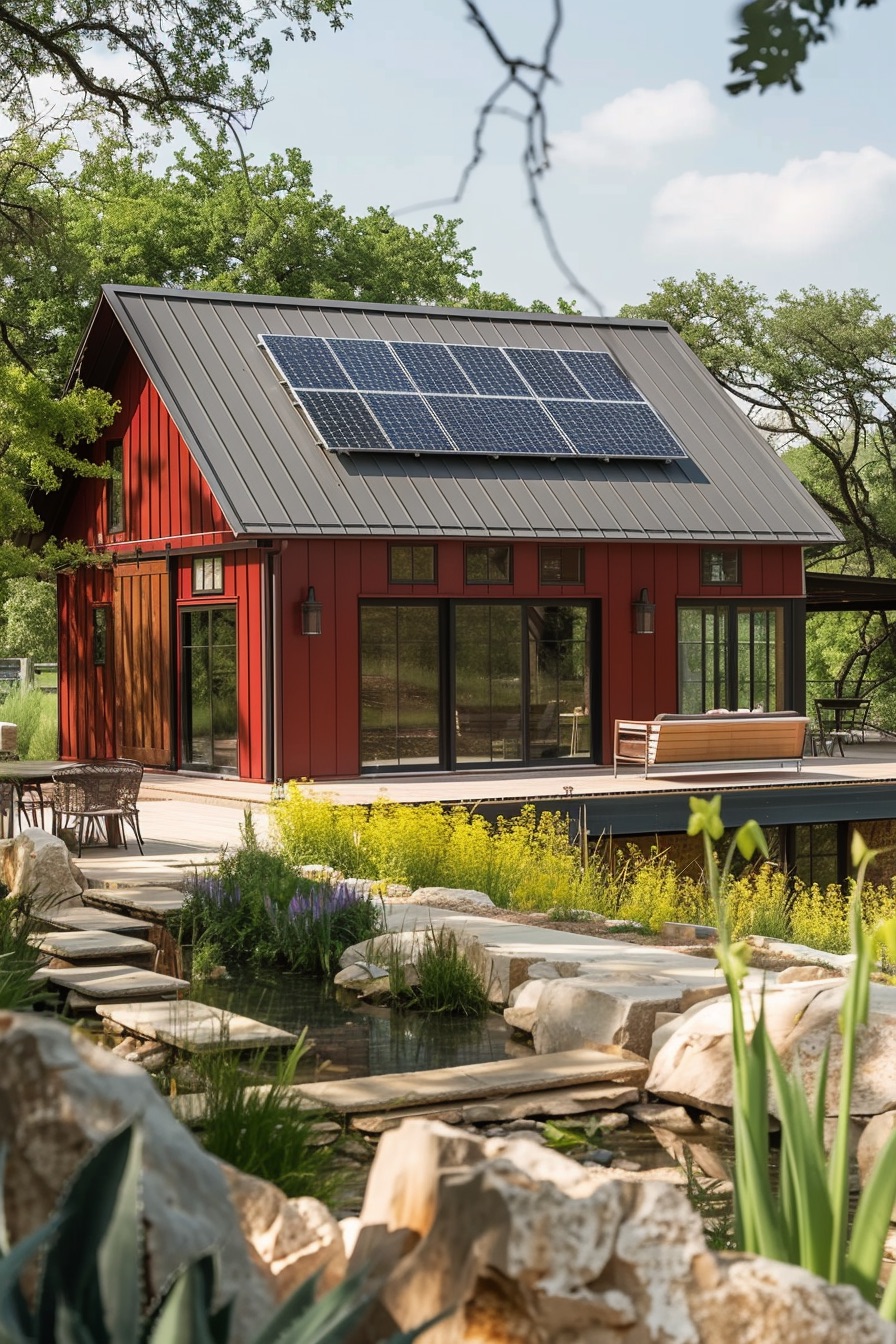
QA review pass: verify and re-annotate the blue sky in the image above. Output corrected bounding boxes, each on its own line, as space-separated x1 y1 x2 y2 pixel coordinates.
239 1 896 316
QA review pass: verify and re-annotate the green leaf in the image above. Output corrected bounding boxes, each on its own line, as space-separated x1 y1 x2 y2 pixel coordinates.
734 819 768 862
845 1128 896 1304
146 1258 228 1344
687 796 724 841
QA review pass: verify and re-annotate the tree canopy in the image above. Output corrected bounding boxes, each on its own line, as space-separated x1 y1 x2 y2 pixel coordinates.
0 0 350 137
729 0 880 95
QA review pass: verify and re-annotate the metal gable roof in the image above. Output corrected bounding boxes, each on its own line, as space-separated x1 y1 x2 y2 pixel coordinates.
86 284 842 546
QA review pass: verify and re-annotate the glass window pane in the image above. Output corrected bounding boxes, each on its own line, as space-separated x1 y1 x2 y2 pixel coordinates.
539 546 583 584
701 548 740 584
455 604 522 763
361 604 441 767
465 547 489 583
92 607 108 666
678 605 729 712
107 442 124 534
528 604 590 759
389 546 413 582
411 546 435 582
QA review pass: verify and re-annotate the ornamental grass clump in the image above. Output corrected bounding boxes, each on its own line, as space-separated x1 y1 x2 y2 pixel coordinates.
689 794 896 1318
388 926 489 1018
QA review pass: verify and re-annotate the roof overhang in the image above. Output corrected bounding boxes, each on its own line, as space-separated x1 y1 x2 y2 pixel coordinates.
806 572 896 611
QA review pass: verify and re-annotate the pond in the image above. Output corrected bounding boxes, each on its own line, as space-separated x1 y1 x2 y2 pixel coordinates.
193 970 528 1081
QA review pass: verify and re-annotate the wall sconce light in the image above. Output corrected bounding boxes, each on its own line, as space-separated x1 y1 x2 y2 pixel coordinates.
632 587 655 635
300 585 322 636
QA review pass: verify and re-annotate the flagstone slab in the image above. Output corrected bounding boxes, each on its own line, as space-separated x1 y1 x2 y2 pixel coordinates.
35 906 152 937
82 887 186 920
28 929 155 962
290 1049 648 1115
31 963 188 1000
348 1082 640 1132
97 1000 298 1052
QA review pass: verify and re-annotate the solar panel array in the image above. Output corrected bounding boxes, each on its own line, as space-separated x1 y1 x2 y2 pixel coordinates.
259 332 687 461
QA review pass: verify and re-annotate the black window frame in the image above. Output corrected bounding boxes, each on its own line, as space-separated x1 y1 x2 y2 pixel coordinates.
106 441 125 536
92 605 110 666
192 555 225 596
701 547 741 586
539 545 584 585
465 544 513 585
388 544 437 584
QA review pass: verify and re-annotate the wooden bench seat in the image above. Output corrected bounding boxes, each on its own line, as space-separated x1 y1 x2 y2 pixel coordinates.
613 712 809 778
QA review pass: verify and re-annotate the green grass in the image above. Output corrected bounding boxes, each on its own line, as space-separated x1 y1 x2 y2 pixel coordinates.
387 926 489 1018
0 898 44 1010
0 685 57 758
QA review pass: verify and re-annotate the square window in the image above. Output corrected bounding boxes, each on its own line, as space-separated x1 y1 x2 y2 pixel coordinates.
192 555 224 594
107 442 124 535
701 548 741 585
540 545 584 584
92 607 109 666
465 545 512 584
389 544 436 583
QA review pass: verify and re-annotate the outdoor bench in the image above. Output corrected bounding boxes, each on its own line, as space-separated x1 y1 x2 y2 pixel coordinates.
612 711 809 778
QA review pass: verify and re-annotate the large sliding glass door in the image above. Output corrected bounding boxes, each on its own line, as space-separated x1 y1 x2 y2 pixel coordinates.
360 600 594 770
678 603 786 712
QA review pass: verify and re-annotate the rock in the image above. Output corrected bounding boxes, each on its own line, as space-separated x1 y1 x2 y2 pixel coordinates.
627 1102 703 1136
532 977 684 1059
348 1117 893 1344
409 886 495 909
746 934 854 974
219 1164 346 1301
1 828 83 901
648 981 896 1119
581 1148 614 1166
778 965 844 983
858 1112 896 1189
662 921 718 943
0 1012 276 1340
299 864 341 882
333 962 389 992
339 929 430 972
503 977 548 1032
111 1035 140 1056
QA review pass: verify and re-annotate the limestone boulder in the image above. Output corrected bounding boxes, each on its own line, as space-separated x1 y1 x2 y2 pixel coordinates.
531 976 682 1059
348 1117 892 1344
220 1164 346 1301
503 977 548 1033
0 1012 276 1340
648 980 896 1119
857 1111 896 1189
409 886 494 909
1 828 83 901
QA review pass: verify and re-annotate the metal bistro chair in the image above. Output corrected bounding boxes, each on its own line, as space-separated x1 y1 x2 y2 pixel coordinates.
52 760 145 856
813 697 872 758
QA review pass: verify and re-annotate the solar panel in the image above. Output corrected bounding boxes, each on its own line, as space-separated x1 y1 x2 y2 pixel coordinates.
427 395 573 456
392 342 475 394
503 347 589 400
449 345 531 397
558 350 644 402
260 334 351 390
297 390 391 451
261 329 688 463
328 338 414 391
364 393 456 453
543 401 686 458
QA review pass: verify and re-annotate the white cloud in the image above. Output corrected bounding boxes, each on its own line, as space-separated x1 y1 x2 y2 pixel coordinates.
553 80 717 171
651 146 896 254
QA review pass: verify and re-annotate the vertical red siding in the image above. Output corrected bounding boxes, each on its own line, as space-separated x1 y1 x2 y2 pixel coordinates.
57 567 115 760
279 538 807 779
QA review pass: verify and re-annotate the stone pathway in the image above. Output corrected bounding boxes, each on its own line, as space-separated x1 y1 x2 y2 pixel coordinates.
82 887 187 919
32 964 190 1002
36 906 152 937
97 1001 298 1052
28 928 156 965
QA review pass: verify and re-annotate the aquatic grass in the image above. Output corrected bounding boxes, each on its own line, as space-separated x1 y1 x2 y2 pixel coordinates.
412 927 489 1018
0 897 43 1010
194 1033 345 1204
689 795 896 1317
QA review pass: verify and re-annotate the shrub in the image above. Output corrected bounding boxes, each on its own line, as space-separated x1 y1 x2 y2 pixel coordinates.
609 844 709 932
266 882 384 976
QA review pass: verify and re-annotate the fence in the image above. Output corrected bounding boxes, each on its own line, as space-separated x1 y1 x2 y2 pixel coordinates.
0 659 57 694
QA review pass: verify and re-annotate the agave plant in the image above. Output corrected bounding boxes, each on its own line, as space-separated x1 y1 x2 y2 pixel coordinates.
0 1122 428 1344
688 795 896 1317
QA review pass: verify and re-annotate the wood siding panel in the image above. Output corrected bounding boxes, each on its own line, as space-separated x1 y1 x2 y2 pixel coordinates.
113 560 173 767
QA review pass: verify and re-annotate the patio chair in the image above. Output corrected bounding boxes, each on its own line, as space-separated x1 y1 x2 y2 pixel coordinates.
814 698 871 758
51 760 145 856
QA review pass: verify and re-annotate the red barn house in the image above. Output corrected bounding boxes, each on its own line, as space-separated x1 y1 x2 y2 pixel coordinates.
56 286 838 781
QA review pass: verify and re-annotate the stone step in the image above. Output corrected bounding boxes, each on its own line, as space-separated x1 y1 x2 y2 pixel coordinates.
348 1081 640 1133
288 1049 648 1117
34 906 153 938
97 1000 299 1053
32 963 189 1004
28 929 156 965
82 887 186 921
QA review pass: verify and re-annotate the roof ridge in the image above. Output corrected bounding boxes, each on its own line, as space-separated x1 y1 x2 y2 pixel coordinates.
100 283 670 331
